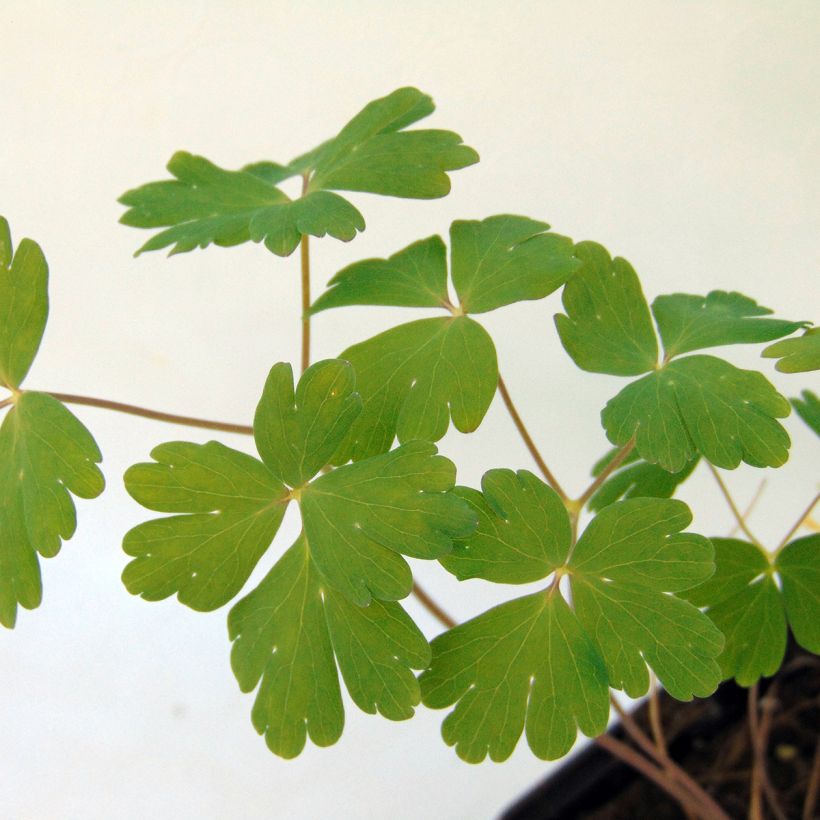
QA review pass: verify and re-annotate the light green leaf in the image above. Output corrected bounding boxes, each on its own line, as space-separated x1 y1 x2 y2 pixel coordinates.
333 316 498 462
587 449 699 513
307 87 478 199
569 498 721 699
777 534 820 653
254 360 361 487
123 440 289 610
555 241 658 376
450 215 578 314
441 469 571 583
763 327 820 373
229 535 430 758
300 441 477 605
792 390 820 437
681 538 785 686
311 235 449 313
0 217 48 389
652 291 808 359
602 354 791 472
420 591 610 762
0 391 104 627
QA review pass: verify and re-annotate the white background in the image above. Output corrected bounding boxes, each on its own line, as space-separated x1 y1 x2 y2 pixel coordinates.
1 2 818 818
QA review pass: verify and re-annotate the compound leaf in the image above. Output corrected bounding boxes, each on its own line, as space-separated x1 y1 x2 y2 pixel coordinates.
555 241 658 376
681 538 786 686
229 535 430 758
763 327 820 373
333 316 498 462
792 390 820 437
420 591 609 762
0 391 104 627
254 360 361 487
123 440 289 610
0 217 48 389
602 354 791 472
587 448 699 513
307 87 479 199
652 291 807 359
300 441 476 605
311 235 449 313
777 534 820 653
441 469 571 583
569 498 721 699
450 215 578 314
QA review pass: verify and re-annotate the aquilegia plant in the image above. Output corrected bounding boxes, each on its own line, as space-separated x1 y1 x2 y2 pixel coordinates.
2 87 818 819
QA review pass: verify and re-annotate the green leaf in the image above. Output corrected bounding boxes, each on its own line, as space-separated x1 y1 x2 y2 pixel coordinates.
253 360 361 487
0 217 48 389
332 316 498 462
450 215 578 314
555 241 658 376
763 327 820 373
419 591 610 762
307 87 479 199
123 440 289 611
229 535 430 758
652 291 808 359
587 449 699 513
311 235 449 313
777 534 820 653
441 469 571 583
602 354 791 472
119 152 365 258
0 392 104 628
792 390 820 437
300 441 477 605
569 498 722 699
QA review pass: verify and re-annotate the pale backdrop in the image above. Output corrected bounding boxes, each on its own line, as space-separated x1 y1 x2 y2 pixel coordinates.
1 2 818 819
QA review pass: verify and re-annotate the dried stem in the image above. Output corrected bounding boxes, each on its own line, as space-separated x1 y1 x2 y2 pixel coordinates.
648 673 669 760
412 581 456 629
496 375 568 500
748 684 787 820
804 737 820 820
706 463 763 547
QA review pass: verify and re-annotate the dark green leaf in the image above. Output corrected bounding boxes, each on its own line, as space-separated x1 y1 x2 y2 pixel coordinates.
652 291 807 359
123 440 289 610
792 390 820 437
569 498 721 699
762 327 820 373
450 215 578 314
442 469 571 583
229 535 430 758
777 534 820 653
587 448 699 512
555 241 658 375
333 316 498 462
602 355 791 472
0 217 48 389
420 591 609 762
311 235 449 313
0 392 104 627
300 441 476 605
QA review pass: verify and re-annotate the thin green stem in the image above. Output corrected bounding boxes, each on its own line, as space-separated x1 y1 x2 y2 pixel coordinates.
706 462 763 548
575 437 636 509
300 172 311 374
496 375 568 501
773 490 820 556
44 392 253 435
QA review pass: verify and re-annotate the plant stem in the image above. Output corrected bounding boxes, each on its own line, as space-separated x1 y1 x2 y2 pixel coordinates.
300 173 311 374
412 581 456 629
773 490 820 556
648 673 669 760
729 478 768 538
748 684 787 820
575 437 636 508
496 375 568 500
0 396 12 411
594 734 717 818
706 462 763 547
44 392 253 435
803 737 820 820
